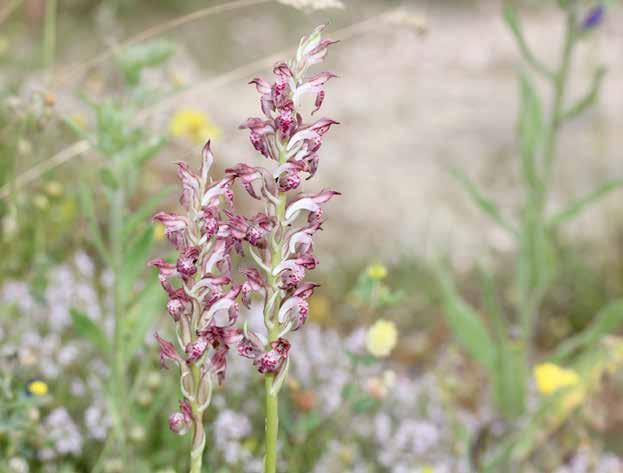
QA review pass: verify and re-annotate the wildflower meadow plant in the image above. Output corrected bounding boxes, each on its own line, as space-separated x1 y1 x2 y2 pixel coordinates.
436 1 623 470
149 26 340 473
64 40 177 467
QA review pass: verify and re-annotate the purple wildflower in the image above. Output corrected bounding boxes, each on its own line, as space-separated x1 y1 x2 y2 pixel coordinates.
582 5 605 30
148 26 340 466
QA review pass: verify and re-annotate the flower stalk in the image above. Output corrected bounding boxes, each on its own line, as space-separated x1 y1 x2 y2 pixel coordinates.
149 25 340 473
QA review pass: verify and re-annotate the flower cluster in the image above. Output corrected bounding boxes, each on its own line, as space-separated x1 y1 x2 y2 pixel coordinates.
149 25 340 457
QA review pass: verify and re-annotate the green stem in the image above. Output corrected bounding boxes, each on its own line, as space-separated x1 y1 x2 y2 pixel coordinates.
264 202 284 473
264 363 279 473
544 8 576 182
43 0 57 67
520 8 577 355
110 164 128 462
188 365 206 473
262 145 289 473
189 402 205 473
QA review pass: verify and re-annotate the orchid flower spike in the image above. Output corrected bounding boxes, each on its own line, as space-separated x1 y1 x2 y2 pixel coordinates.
149 25 340 473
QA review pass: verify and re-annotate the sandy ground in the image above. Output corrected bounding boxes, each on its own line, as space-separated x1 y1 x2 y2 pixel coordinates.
15 0 623 271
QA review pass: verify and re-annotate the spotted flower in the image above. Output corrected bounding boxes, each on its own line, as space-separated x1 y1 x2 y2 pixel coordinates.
149 25 340 469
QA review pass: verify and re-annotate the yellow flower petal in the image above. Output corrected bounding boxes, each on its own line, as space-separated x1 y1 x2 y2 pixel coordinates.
534 363 580 395
170 108 221 144
366 263 388 280
27 380 49 396
365 319 398 357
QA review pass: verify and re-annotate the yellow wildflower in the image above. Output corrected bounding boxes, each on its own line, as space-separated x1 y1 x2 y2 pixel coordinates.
27 380 49 397
366 263 388 280
170 108 222 144
534 363 580 395
365 319 398 358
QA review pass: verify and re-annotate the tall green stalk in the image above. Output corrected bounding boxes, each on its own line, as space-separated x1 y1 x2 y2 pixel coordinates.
189 365 206 473
263 145 289 473
263 327 280 473
43 0 57 67
518 7 578 358
109 157 129 462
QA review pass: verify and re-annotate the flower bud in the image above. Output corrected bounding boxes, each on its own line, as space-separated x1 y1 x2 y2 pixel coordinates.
582 5 605 31
278 171 302 192
168 411 189 435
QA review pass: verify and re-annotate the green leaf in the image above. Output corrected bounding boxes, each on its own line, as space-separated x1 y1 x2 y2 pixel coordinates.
294 411 322 433
99 167 119 189
550 299 623 363
435 265 496 371
270 357 289 396
492 341 526 418
341 383 359 401
345 351 377 367
503 4 553 79
70 309 110 356
118 40 176 86
123 278 166 359
120 225 155 298
122 186 174 240
78 184 108 260
120 136 167 171
548 179 623 228
517 199 556 310
449 167 517 236
517 70 544 190
480 268 527 417
94 100 133 156
560 67 606 122
502 4 522 43
352 397 379 413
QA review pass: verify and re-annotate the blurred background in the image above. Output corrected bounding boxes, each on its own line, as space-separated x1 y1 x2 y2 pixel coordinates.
1 1 622 472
